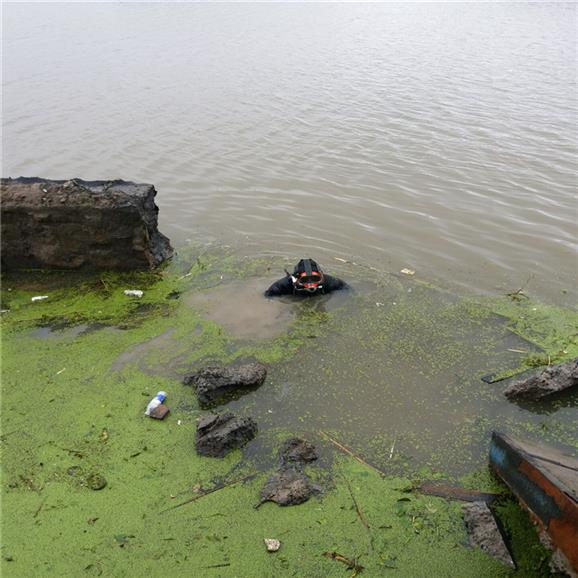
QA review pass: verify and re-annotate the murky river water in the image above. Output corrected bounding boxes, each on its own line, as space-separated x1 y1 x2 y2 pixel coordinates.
3 2 576 304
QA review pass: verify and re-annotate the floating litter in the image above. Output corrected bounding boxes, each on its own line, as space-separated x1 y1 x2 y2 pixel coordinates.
31 295 49 302
264 539 281 552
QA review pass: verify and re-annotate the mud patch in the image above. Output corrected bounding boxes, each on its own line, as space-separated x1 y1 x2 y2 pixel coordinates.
184 278 296 338
112 328 177 372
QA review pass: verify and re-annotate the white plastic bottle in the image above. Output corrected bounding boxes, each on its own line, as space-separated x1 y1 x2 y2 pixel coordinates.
145 391 167 416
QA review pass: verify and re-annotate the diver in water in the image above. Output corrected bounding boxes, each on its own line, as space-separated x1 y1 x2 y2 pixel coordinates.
264 258 349 297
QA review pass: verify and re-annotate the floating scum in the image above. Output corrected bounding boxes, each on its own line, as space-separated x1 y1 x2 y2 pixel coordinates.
1 249 577 577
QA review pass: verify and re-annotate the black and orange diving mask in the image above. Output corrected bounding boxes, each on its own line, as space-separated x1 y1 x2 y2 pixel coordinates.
292 259 324 293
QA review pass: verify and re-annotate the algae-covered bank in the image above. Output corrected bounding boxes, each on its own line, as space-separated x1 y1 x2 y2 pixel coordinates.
1 247 577 577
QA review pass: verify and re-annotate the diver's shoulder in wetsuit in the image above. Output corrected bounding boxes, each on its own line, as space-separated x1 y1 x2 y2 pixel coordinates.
264 274 349 297
321 275 349 293
264 276 294 297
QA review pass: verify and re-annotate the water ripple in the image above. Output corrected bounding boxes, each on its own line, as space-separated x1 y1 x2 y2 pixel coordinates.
3 2 576 303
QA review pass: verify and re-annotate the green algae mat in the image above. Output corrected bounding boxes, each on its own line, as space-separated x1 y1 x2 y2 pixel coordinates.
2 251 577 577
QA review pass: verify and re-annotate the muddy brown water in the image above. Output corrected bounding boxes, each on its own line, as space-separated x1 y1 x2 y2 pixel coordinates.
184 278 351 339
185 279 296 339
3 3 576 305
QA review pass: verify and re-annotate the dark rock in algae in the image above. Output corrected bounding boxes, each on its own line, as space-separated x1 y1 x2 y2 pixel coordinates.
279 437 318 466
195 412 257 458
184 362 267 406
504 357 578 400
259 467 320 507
257 437 320 507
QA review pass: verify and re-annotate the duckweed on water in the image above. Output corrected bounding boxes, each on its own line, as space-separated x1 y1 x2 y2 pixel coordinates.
1 250 575 576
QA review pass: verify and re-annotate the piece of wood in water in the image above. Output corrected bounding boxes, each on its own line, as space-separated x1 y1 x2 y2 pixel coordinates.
418 482 499 503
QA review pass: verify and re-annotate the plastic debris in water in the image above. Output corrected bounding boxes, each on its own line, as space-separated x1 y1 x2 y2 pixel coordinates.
400 268 415 275
124 290 144 298
264 539 281 552
31 295 49 302
145 391 167 416
149 404 170 420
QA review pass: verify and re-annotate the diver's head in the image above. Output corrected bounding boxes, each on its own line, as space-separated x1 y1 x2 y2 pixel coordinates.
292 259 324 293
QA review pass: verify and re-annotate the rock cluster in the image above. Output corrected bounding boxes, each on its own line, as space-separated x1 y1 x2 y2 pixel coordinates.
258 438 320 507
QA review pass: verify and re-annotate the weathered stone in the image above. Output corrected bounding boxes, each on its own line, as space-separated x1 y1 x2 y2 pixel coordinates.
463 501 514 568
184 362 267 406
259 466 320 507
504 358 578 401
195 412 257 458
0 177 173 270
279 438 318 466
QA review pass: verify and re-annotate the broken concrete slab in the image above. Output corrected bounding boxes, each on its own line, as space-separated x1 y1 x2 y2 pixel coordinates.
0 177 173 270
184 362 267 406
463 501 514 568
195 412 257 458
504 357 578 401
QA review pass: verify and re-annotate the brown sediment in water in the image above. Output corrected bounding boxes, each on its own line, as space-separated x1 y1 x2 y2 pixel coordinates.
184 278 296 339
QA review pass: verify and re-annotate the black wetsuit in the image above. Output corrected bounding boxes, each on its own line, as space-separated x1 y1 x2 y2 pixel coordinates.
264 274 349 297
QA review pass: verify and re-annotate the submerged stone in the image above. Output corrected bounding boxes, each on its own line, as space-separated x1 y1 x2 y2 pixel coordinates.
184 362 267 406
279 437 318 466
195 412 257 458
504 357 578 401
